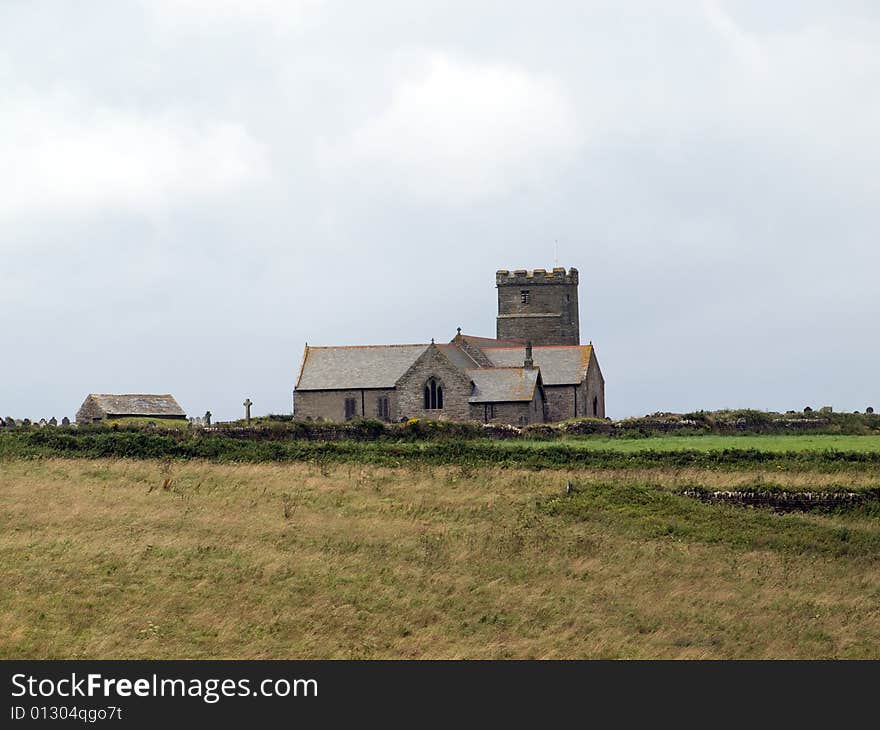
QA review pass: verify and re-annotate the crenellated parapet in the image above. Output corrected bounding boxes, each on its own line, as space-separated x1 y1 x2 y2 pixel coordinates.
496 267 578 286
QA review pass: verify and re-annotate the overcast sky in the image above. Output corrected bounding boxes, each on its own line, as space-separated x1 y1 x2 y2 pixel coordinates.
2 1 879 422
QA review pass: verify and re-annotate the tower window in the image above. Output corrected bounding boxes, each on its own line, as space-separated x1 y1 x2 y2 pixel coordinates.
520 290 530 304
424 378 444 409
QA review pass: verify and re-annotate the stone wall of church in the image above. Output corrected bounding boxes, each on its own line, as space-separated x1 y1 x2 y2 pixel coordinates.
469 387 545 426
543 385 577 422
293 388 398 422
584 352 605 419
395 345 473 421
542 383 602 422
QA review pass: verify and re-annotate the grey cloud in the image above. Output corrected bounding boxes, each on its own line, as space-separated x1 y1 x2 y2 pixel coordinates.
1 1 878 420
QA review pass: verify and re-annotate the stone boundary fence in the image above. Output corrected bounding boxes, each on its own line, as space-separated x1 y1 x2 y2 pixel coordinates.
681 488 880 512
3 411 878 441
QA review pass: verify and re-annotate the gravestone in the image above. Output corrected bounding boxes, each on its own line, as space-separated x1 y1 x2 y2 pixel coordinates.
49 417 57 426
22 418 31 427
205 410 212 427
61 417 70 426
6 417 16 429
39 418 48 427
0 418 5 428
243 398 253 425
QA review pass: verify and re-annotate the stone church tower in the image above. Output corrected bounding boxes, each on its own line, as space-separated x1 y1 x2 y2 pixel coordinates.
496 267 580 346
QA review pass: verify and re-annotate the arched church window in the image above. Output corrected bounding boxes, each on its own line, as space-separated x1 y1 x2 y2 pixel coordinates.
424 378 444 409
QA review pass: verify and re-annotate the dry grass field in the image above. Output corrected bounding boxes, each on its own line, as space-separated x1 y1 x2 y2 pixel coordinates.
1 457 879 659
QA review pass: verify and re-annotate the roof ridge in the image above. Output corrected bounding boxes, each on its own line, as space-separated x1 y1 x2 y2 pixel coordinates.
484 344 592 350
466 366 533 371
460 333 524 343
92 393 175 397
306 343 429 350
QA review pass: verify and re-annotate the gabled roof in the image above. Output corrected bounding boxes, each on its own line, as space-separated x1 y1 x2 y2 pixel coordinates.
86 394 186 417
483 345 593 386
295 344 429 390
436 343 482 369
456 333 524 348
467 367 540 403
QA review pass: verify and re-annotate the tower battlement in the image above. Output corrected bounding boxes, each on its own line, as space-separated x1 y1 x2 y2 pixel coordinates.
496 266 580 345
495 267 578 286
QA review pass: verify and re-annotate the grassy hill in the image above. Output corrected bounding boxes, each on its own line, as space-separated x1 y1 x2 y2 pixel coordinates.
2 451 879 659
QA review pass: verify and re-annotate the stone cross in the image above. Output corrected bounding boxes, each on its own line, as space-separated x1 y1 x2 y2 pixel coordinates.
204 410 212 427
243 399 253 425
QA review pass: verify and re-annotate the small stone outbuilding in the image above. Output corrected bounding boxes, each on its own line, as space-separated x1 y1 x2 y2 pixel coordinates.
75 394 187 424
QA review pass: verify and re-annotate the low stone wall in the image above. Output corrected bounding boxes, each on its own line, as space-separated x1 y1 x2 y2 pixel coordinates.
681 488 880 512
4 410 878 442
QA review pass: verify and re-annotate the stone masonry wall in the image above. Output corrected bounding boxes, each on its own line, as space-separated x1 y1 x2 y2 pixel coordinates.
543 385 577 422
395 345 474 422
293 388 398 422
496 268 580 346
497 314 573 348
584 351 605 419
469 387 545 425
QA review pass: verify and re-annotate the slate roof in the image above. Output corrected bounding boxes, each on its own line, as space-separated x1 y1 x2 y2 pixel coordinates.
467 367 540 403
294 337 595 396
87 394 186 417
457 334 524 348
483 345 593 386
295 344 429 390
436 343 482 369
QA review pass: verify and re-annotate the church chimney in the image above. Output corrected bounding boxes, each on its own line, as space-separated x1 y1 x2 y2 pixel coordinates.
524 341 534 370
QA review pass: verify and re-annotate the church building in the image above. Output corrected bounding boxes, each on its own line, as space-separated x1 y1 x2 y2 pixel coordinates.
293 267 605 425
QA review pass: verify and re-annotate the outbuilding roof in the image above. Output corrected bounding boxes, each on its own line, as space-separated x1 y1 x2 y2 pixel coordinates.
295 344 429 391
85 394 186 417
467 367 540 403
483 345 593 386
